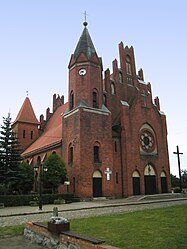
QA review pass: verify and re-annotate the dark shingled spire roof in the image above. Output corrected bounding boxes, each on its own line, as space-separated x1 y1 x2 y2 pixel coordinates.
74 22 96 60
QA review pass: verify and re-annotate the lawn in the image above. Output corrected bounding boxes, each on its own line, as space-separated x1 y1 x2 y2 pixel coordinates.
70 204 187 249
0 204 186 249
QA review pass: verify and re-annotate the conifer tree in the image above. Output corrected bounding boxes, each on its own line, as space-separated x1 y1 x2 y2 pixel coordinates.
0 113 22 193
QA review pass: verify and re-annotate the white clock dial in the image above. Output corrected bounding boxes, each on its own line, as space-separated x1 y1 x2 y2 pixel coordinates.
79 68 86 76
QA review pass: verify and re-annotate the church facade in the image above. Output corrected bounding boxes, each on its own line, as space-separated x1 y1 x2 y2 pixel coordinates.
13 22 171 199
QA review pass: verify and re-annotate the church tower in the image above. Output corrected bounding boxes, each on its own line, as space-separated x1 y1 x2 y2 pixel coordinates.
68 21 103 110
62 22 114 199
12 97 39 151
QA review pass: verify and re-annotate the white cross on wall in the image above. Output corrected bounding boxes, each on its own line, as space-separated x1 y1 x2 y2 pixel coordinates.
104 168 112 181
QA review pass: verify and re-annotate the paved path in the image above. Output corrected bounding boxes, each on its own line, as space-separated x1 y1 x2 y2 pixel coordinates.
0 194 187 249
0 194 187 227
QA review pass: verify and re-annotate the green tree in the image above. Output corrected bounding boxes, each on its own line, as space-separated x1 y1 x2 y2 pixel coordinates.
43 154 67 193
181 170 187 188
0 113 22 193
170 174 180 188
17 162 34 194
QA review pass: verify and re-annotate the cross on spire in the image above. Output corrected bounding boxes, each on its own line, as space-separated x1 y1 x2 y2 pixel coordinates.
83 11 88 27
83 11 88 22
173 145 183 192
26 90 29 97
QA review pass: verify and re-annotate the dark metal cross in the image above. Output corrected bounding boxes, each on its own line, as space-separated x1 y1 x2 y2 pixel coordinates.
83 11 88 22
173 145 183 192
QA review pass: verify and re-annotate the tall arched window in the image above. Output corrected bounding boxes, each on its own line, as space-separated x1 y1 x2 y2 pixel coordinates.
70 91 74 110
31 131 33 139
23 129 26 138
103 94 107 107
37 156 41 166
126 56 132 75
93 89 98 108
119 72 123 83
111 82 116 95
93 142 101 163
68 143 73 165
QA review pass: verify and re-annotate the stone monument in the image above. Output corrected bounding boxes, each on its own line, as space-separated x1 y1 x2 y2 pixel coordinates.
48 207 70 234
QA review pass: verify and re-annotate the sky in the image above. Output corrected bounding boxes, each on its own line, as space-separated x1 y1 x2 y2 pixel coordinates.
0 0 186 176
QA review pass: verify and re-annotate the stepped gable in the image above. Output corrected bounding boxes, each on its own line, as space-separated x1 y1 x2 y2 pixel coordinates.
14 97 39 125
22 102 68 157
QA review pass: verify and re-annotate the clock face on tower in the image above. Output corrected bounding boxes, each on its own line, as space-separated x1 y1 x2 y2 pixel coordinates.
79 68 86 76
140 129 155 153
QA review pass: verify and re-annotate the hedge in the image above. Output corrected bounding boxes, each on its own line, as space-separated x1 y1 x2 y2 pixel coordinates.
0 193 74 207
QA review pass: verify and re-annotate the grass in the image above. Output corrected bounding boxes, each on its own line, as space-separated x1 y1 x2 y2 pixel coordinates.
0 204 187 248
0 225 24 238
70 204 187 249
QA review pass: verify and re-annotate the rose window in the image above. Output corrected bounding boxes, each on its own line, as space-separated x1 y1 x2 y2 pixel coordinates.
140 130 155 152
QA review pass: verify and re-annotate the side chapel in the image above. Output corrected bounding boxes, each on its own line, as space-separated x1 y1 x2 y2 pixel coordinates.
13 21 171 199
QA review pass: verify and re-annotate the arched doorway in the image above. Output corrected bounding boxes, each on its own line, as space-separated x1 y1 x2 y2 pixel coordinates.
160 171 168 193
144 164 157 194
93 170 102 197
132 170 140 195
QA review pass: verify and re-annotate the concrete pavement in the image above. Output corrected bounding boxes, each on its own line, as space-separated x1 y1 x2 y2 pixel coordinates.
0 193 187 227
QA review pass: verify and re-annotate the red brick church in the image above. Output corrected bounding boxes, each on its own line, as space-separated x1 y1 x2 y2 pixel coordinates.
13 21 171 199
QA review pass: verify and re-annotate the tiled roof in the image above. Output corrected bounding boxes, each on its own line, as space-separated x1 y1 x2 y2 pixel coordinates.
14 97 39 124
22 102 68 157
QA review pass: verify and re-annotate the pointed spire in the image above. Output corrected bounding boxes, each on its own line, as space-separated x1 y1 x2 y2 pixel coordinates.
73 21 96 60
14 97 39 124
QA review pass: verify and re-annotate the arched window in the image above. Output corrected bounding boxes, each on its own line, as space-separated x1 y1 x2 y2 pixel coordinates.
119 72 123 83
52 151 56 154
37 156 41 166
23 129 26 138
68 143 73 165
93 89 98 108
103 94 107 107
31 131 33 139
73 177 75 193
70 91 74 110
111 82 116 95
114 141 117 152
126 56 132 75
116 172 119 184
93 142 101 163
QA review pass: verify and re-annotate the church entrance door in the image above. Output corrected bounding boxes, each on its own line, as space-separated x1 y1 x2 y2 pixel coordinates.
132 171 140 195
93 170 102 197
144 165 157 195
161 171 167 193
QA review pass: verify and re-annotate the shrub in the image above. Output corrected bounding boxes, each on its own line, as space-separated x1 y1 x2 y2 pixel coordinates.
0 193 74 207
173 187 181 193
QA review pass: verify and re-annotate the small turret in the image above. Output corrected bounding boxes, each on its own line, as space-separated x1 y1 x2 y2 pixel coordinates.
12 97 39 151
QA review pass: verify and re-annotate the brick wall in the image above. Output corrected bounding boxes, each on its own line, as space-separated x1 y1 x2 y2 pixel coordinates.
25 222 120 249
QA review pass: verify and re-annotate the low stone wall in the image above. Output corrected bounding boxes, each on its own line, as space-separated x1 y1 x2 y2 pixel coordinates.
24 222 120 249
